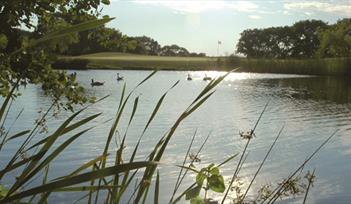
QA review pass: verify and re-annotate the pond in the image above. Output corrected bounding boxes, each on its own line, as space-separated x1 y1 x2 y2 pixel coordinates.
1 70 351 204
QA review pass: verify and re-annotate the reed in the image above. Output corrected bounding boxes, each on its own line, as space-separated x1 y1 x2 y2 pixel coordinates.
229 57 351 76
0 70 338 204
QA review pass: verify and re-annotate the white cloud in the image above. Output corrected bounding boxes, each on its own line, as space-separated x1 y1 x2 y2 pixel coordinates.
132 0 259 13
284 1 351 17
304 11 313 16
248 15 261 19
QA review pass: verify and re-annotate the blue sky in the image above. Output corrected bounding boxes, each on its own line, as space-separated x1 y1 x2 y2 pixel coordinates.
102 0 351 56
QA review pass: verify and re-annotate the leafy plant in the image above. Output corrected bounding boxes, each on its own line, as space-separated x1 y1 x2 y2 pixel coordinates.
184 163 226 203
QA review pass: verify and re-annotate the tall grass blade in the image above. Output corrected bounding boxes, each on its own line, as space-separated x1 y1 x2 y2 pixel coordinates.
170 131 212 203
7 109 89 194
9 127 93 195
5 130 31 142
56 154 109 180
221 101 269 204
217 154 239 168
96 71 157 201
154 170 160 204
0 82 17 124
53 185 120 192
143 80 179 134
111 96 140 202
0 107 24 150
114 80 180 202
136 70 157 88
265 130 338 204
38 164 50 204
302 169 316 204
1 162 155 203
169 130 197 203
171 182 197 204
26 113 101 151
242 125 285 201
11 18 114 56
135 72 228 203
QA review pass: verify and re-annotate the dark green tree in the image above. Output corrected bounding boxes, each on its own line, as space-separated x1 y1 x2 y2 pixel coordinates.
236 20 328 59
290 20 328 58
133 36 161 55
0 0 110 110
316 18 351 58
160 44 189 56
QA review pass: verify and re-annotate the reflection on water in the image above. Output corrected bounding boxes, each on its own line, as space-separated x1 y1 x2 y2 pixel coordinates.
1 70 351 204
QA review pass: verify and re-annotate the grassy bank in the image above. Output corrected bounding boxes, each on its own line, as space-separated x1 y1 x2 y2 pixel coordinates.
55 52 228 70
55 52 351 76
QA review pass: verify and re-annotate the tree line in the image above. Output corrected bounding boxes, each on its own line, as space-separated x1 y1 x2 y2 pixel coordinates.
58 27 206 57
236 19 351 59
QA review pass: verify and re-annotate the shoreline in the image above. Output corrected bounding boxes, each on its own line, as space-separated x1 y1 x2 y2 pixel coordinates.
53 52 351 76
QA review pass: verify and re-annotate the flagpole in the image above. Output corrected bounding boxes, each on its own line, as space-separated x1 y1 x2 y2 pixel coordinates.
217 41 219 56
217 40 221 56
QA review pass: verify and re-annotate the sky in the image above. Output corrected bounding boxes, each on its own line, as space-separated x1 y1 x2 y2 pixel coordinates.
102 0 351 56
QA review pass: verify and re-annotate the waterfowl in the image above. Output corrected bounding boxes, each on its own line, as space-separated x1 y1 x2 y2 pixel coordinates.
91 79 104 86
116 73 124 81
203 74 212 81
187 74 192 81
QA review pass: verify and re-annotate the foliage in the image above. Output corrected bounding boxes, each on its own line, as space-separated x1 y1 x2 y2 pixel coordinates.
225 56 351 76
133 36 162 55
160 44 190 56
184 164 226 203
0 0 111 109
316 18 351 58
236 20 328 58
61 28 205 57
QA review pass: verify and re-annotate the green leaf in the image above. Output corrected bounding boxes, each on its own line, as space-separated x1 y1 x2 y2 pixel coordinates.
185 185 202 200
196 173 206 186
11 18 114 56
208 175 225 193
0 34 8 49
101 0 110 5
0 84 16 124
0 185 9 198
6 130 30 141
30 18 114 47
190 196 205 204
210 167 220 176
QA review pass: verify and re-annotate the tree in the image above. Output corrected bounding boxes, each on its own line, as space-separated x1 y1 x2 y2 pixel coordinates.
64 27 123 55
316 18 351 58
0 0 110 110
160 44 189 56
133 36 161 55
236 20 328 59
290 20 328 58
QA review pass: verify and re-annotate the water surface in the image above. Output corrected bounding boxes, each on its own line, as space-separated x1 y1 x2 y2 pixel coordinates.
1 70 351 203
